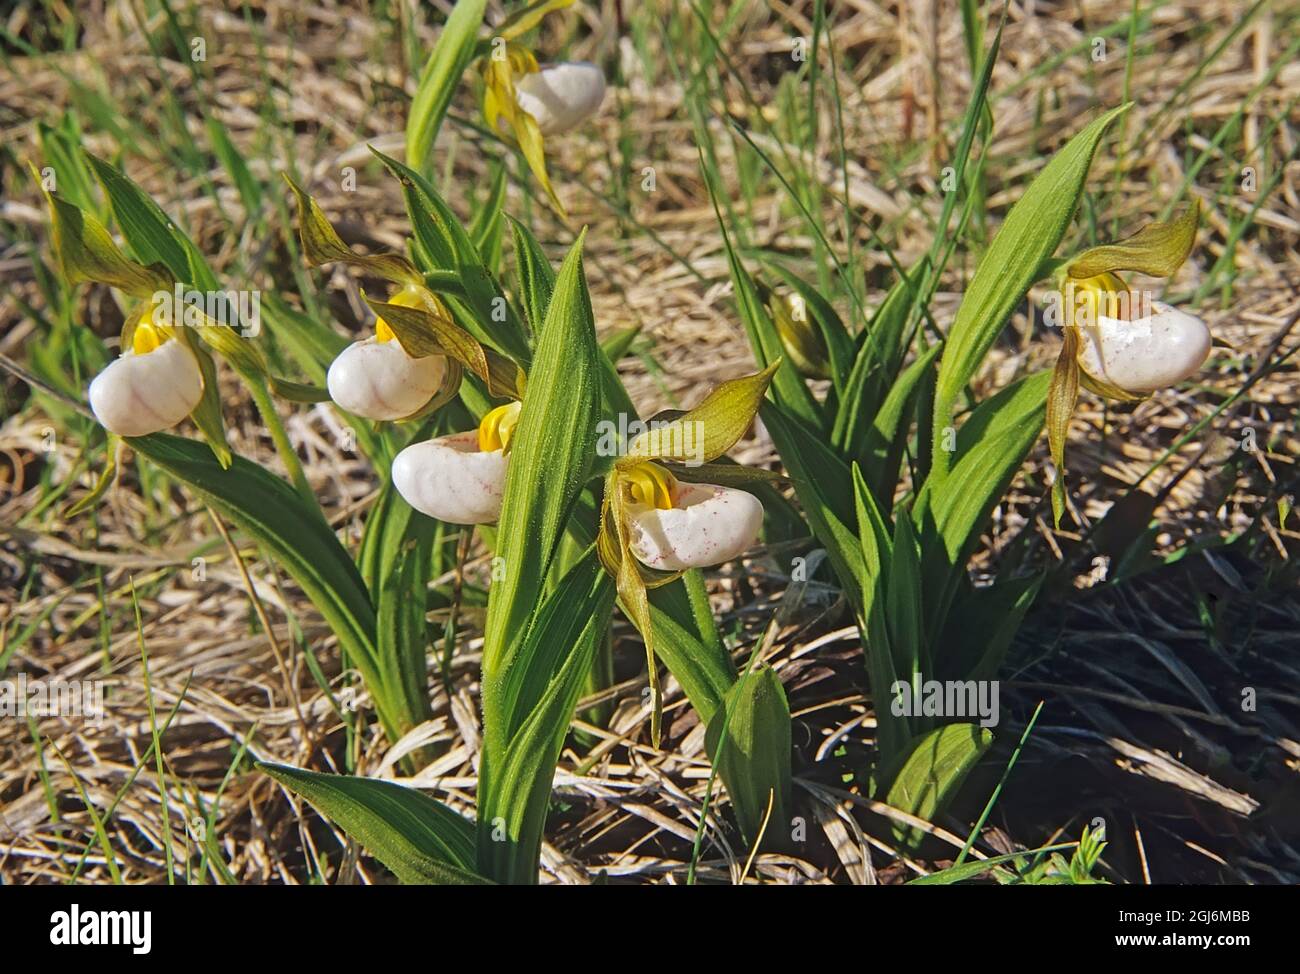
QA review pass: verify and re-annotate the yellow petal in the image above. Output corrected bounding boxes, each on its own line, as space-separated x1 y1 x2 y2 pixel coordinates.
1067 201 1200 280
622 361 779 467
512 110 567 219
477 400 523 452
283 173 423 285
609 480 662 747
623 461 677 510
1046 332 1080 528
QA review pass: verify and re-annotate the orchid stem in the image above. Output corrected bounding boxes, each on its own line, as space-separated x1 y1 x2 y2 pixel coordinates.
248 379 316 511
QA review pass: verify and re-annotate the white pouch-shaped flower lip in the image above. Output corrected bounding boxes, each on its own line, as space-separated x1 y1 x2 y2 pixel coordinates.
1077 302 1211 394
392 431 508 525
515 61 606 135
88 338 205 437
628 483 764 572
327 337 447 421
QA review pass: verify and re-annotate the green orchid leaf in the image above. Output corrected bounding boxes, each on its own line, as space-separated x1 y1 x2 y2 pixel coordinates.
480 229 600 761
123 433 433 741
705 664 793 847
259 763 486 884
884 723 992 850
406 0 489 175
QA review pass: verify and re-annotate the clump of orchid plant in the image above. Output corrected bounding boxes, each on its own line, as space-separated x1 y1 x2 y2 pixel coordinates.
1046 202 1211 522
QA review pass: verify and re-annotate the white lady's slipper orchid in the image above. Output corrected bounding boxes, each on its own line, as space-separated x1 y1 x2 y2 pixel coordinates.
326 288 448 421
1076 302 1211 395
391 402 520 524
1046 202 1207 525
628 481 765 572
88 317 204 437
593 363 779 748
480 26 604 216
514 62 606 135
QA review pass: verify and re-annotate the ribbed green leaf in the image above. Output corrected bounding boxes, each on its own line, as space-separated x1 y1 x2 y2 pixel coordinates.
480 230 600 761
851 463 907 762
761 407 866 610
884 514 924 741
509 215 555 333
906 845 1075 885
259 763 486 884
937 573 1042 685
405 0 488 176
916 371 1050 631
884 723 992 849
122 433 418 738
477 552 615 883
712 197 824 433
835 266 924 454
858 341 942 508
648 584 736 725
85 152 214 288
705 665 792 846
470 165 507 273
370 484 434 733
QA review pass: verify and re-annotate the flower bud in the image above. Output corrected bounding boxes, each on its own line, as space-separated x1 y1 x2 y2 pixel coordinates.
628 482 764 571
88 330 204 437
515 62 605 135
1076 302 1211 394
391 431 508 524
769 290 830 379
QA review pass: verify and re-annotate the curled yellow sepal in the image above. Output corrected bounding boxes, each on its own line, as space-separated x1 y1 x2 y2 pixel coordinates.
619 360 780 469
1066 201 1200 281
493 0 576 43
363 291 526 401
32 163 172 299
1045 329 1081 529
596 463 682 748
283 173 424 286
481 45 567 218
